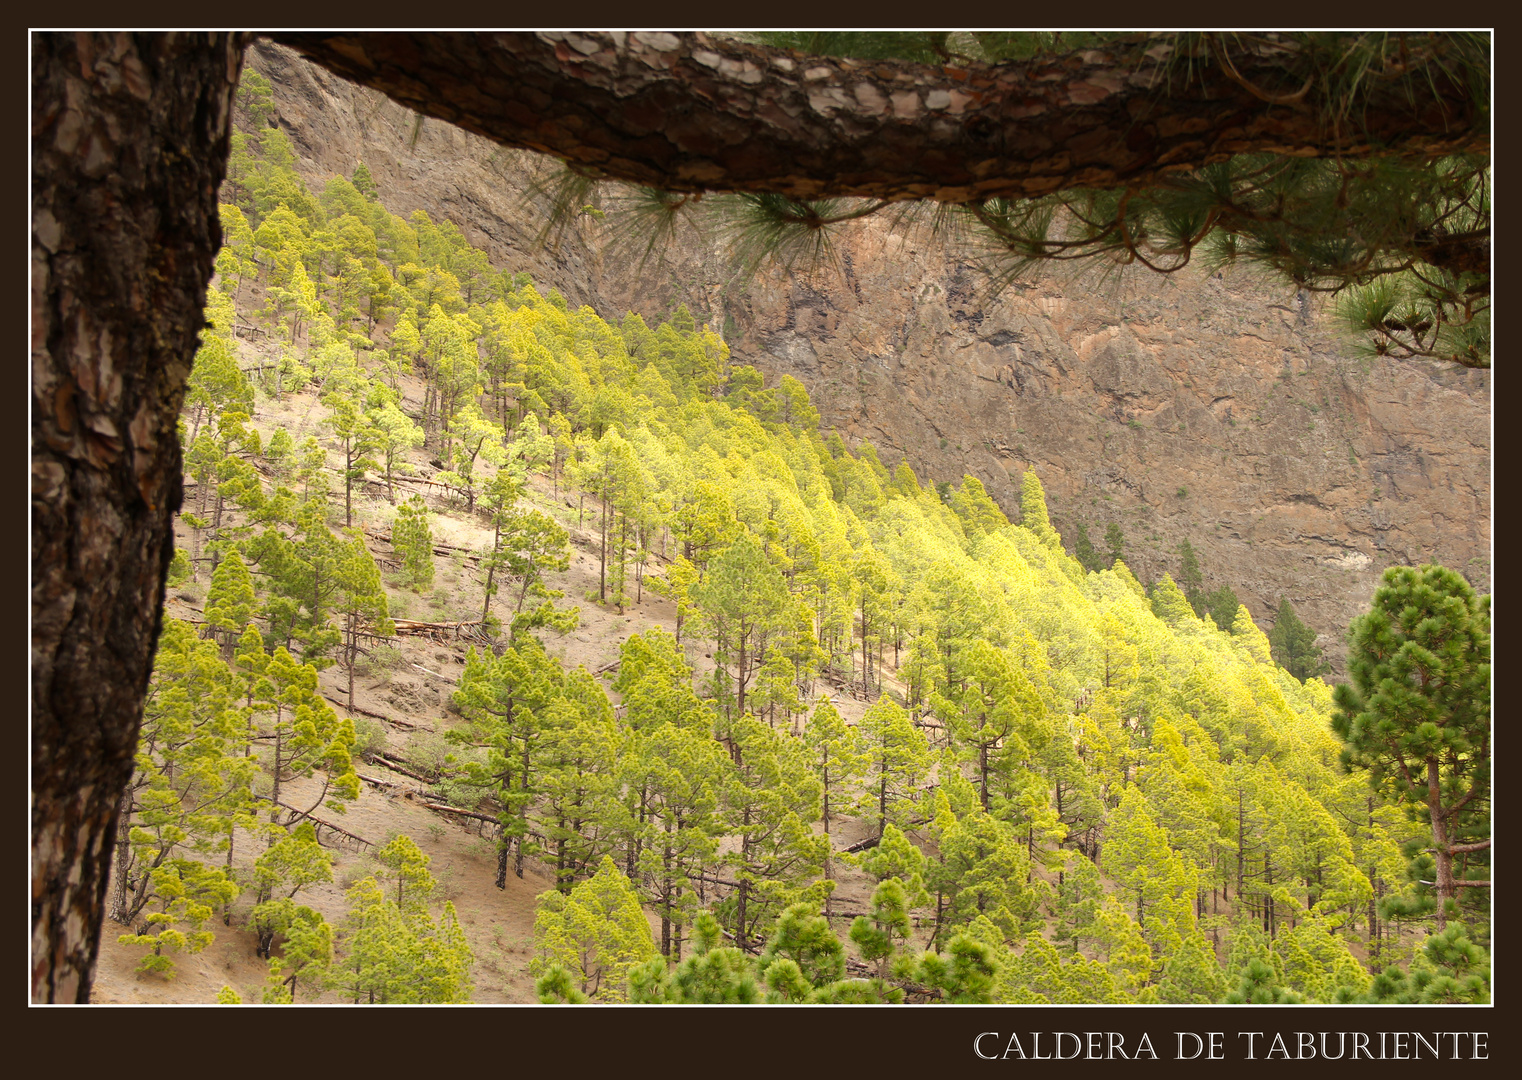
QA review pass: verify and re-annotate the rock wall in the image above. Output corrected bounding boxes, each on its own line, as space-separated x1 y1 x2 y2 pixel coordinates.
248 42 1491 672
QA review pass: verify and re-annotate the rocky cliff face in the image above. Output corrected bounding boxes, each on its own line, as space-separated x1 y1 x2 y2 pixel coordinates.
249 42 1491 672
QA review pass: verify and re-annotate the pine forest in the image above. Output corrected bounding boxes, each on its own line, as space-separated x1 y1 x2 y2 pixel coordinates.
95 68 1490 1006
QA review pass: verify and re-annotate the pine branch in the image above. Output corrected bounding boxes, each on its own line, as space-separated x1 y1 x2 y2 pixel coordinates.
270 32 1487 203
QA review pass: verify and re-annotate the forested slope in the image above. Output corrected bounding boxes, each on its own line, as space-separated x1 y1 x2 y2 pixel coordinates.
98 72 1487 1005
242 40 1492 678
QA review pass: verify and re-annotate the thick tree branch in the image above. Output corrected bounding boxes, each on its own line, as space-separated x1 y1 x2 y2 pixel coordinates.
268 32 1486 205
1411 230 1490 281
1445 839 1491 855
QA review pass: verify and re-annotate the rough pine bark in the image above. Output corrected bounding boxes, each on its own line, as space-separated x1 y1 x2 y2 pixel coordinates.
31 31 247 1003
270 32 1486 204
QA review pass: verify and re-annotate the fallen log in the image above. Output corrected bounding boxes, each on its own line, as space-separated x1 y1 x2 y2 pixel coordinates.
389 473 467 498
383 715 431 732
254 796 375 850
422 801 500 825
306 816 374 851
361 772 437 798
364 755 422 782
369 753 435 784
392 618 490 638
827 911 935 926
320 694 394 723
687 872 744 890
365 526 476 556
323 693 432 731
840 818 930 853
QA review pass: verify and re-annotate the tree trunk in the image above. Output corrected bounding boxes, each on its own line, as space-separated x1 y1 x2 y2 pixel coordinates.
1264 859 1275 937
482 515 500 623
270 724 283 814
735 625 748 718
635 527 645 603
31 32 245 1002
615 510 628 613
515 740 530 879
343 440 354 527
661 827 673 957
345 615 356 715
108 789 132 925
209 491 224 575
979 744 990 811
598 480 607 602
270 33 1487 206
860 610 870 697
1236 788 1245 902
1428 758 1452 932
735 877 749 952
1366 795 1380 957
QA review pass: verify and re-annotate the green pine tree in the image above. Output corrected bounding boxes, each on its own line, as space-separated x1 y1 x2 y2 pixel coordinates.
112 620 257 932
204 549 258 647
1072 522 1105 573
391 494 436 592
722 716 828 949
452 636 568 885
531 856 657 1002
1018 469 1059 548
1332 564 1489 932
334 530 393 714
261 905 333 1003
855 695 933 842
1103 523 1125 568
1202 584 1242 631
249 821 334 959
1267 597 1330 681
1145 573 1193 627
691 532 792 720
351 159 379 200
950 474 1009 538
630 911 762 1003
116 859 239 978
756 902 846 997
1176 539 1205 614
802 698 865 909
